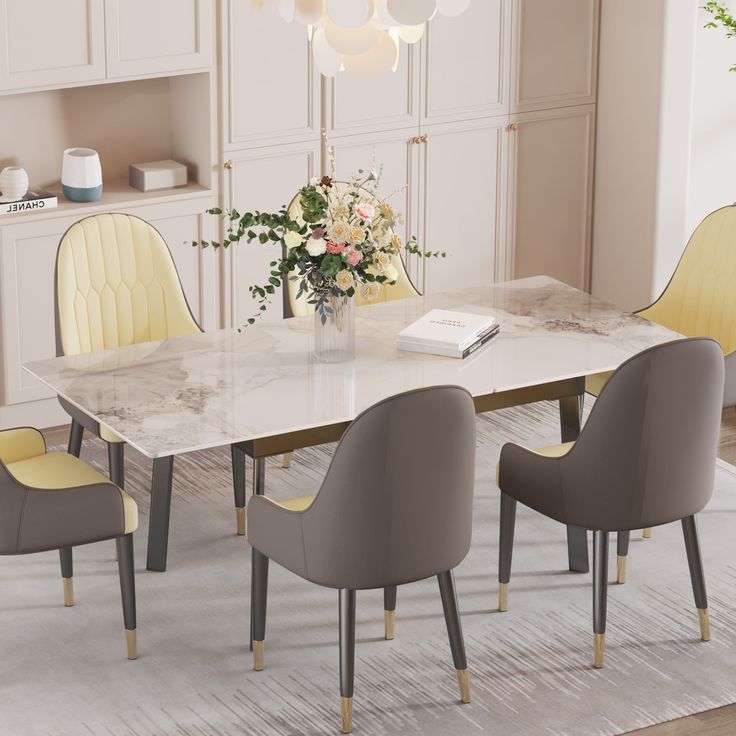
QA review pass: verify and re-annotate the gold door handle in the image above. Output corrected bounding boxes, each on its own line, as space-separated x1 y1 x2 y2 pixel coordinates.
411 136 422 144
507 123 519 132
224 160 233 170
420 135 428 143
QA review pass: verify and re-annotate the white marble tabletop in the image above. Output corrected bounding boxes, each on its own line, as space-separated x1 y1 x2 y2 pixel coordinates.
24 276 681 458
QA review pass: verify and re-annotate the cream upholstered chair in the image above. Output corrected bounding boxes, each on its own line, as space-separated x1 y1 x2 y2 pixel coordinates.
54 213 202 488
585 205 736 543
0 426 139 659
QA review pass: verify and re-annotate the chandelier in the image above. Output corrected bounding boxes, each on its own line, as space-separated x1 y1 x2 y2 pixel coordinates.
270 0 472 79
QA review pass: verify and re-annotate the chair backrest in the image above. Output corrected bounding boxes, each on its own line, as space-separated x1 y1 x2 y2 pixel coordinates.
639 205 736 356
284 182 420 318
562 338 724 530
298 385 476 589
54 213 201 356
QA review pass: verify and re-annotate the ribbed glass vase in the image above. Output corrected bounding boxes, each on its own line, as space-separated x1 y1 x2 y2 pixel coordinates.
314 294 356 363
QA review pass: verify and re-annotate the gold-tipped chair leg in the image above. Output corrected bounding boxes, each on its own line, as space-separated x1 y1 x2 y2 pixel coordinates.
456 668 471 704
643 528 652 539
341 697 353 734
253 640 264 671
616 555 627 584
126 629 138 660
498 582 508 612
63 577 74 607
282 452 293 469
698 608 711 641
236 507 246 536
593 633 605 669
384 610 395 640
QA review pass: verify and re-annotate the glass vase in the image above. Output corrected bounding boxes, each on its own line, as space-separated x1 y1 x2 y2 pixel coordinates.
314 294 356 363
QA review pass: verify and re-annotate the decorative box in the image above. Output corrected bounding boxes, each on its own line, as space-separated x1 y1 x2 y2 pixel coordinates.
129 159 188 192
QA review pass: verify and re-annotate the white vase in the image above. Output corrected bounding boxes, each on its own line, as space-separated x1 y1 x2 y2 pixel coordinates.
61 148 103 202
0 166 29 203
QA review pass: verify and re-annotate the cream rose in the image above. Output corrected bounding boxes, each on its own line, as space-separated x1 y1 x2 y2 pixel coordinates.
329 219 349 243
383 264 399 283
347 226 365 246
375 252 391 271
361 282 381 301
335 269 354 292
283 230 303 250
390 234 403 253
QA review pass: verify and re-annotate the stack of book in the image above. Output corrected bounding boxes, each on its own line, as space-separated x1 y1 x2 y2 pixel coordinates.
397 309 500 359
0 188 58 215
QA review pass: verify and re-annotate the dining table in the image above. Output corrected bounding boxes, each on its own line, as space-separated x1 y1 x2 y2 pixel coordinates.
23 275 682 574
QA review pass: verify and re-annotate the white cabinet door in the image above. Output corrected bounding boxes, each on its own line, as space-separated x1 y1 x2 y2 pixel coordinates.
104 0 212 78
421 0 510 126
225 0 319 148
512 0 598 113
0 197 217 405
328 130 421 286
419 118 507 294
508 105 595 289
226 143 320 326
0 0 105 92
326 46 420 138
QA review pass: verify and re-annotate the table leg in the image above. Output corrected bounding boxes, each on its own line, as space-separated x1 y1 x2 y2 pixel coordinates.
232 444 247 536
146 456 175 572
250 456 266 651
559 392 589 573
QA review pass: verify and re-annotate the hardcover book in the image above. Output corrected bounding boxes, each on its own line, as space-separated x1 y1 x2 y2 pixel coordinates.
0 188 58 215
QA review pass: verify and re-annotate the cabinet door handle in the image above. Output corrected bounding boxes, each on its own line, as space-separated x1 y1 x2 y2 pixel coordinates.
224 160 233 170
410 136 422 144
507 122 519 132
420 135 428 143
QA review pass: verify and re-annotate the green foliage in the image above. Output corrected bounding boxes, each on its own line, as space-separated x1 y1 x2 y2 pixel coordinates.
703 1 736 71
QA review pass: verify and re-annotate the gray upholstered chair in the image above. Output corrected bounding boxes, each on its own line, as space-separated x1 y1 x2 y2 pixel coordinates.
0 426 139 659
496 338 724 669
247 386 477 734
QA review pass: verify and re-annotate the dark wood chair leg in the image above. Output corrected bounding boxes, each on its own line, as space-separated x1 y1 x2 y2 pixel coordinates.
231 444 247 536
383 585 397 640
592 530 609 668
67 419 84 457
682 515 710 641
251 548 269 670
59 547 73 606
438 569 471 704
339 588 356 734
116 533 137 660
616 531 630 584
498 491 516 611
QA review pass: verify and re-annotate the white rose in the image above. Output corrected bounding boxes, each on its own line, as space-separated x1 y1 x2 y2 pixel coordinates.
309 176 319 186
307 238 327 256
283 230 303 250
383 264 398 283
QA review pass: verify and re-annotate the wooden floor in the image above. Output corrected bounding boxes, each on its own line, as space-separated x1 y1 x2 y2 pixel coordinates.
42 409 736 736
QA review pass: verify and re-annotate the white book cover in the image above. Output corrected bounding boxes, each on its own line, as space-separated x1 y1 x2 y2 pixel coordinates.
0 188 58 216
398 309 497 350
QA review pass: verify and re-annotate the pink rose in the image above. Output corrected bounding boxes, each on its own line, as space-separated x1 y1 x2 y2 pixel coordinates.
312 227 326 239
355 203 375 220
326 240 346 254
346 247 363 266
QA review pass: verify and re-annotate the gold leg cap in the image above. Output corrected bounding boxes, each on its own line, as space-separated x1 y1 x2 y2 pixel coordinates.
384 610 395 640
456 668 471 704
282 452 293 468
698 608 711 641
63 577 74 607
236 507 246 536
617 555 627 584
253 639 264 671
341 696 353 734
126 629 138 660
498 582 508 612
594 633 605 669
642 528 652 539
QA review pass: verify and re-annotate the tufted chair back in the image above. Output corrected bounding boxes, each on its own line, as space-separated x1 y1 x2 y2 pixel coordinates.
54 213 201 356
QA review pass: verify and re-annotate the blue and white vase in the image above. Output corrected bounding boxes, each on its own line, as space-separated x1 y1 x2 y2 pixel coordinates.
61 148 103 202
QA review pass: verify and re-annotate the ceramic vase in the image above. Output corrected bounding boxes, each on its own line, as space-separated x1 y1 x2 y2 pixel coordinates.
0 166 29 203
61 148 103 202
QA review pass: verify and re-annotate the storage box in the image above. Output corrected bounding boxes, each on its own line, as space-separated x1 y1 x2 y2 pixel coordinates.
129 159 188 192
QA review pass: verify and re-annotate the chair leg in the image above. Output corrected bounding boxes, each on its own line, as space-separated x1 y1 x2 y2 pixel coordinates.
251 548 269 671
498 492 517 612
643 527 652 539
616 531 630 584
67 419 84 457
281 451 293 468
682 515 710 641
59 547 73 606
438 570 471 704
339 589 356 734
116 534 137 660
383 586 397 640
592 530 609 668
231 444 247 536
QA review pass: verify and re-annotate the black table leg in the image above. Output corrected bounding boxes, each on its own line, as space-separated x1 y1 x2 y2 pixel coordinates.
146 456 175 572
559 390 589 573
250 456 266 650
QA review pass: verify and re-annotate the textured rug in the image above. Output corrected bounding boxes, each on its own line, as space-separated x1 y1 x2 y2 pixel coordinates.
2 401 736 736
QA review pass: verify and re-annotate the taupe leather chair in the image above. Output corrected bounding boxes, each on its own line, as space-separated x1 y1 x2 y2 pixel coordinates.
496 338 724 668
0 426 139 659
247 386 476 734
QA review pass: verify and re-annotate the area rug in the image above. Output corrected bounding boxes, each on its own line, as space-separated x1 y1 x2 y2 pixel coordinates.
2 400 736 736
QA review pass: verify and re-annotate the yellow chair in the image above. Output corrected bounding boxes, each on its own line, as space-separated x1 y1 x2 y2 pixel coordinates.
586 205 736 540
0 426 139 659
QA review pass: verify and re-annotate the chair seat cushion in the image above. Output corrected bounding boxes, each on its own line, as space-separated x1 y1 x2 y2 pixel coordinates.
6 452 138 534
272 495 315 512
